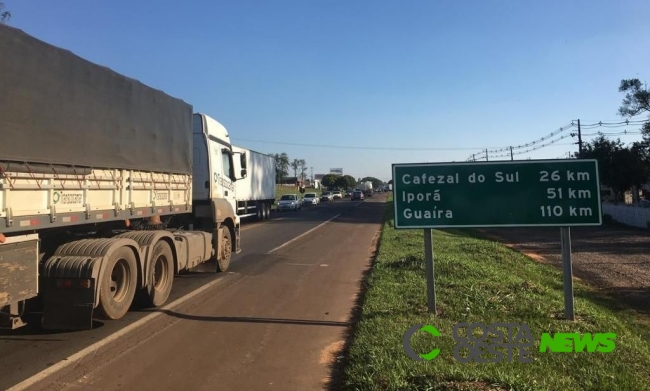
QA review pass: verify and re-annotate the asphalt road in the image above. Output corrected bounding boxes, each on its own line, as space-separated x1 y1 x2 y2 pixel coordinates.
1 193 387 390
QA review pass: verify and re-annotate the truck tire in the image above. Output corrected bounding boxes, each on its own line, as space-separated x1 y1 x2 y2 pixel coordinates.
217 226 232 272
263 202 270 220
257 203 263 221
142 240 174 307
97 246 138 320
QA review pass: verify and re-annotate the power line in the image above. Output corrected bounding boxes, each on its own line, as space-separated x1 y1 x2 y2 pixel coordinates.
578 119 649 129
489 138 575 159
465 117 650 161
465 122 576 161
230 138 504 151
581 131 642 137
490 122 575 153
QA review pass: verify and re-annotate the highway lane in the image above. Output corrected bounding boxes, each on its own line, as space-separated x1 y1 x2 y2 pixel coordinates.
0 197 376 390
23 193 388 391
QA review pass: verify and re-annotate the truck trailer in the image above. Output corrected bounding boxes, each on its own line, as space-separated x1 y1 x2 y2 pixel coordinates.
231 145 276 221
360 181 374 197
0 25 249 330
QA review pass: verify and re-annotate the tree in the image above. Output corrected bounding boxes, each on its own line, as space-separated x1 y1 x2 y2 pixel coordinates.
273 153 289 184
321 174 339 188
582 136 650 203
298 159 307 182
342 175 356 189
0 1 10 24
618 78 650 139
334 176 346 189
290 159 300 179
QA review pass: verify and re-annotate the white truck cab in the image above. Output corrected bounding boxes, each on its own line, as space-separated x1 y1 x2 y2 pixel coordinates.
192 113 246 269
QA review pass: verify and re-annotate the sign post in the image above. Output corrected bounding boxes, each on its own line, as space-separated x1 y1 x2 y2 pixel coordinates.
392 159 601 320
560 227 575 320
423 228 436 314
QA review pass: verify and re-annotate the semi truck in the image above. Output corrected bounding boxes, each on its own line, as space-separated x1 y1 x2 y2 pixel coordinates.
231 145 276 221
360 181 374 197
0 25 248 331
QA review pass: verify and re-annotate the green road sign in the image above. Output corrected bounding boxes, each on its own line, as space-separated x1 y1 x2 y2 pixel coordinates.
392 160 602 228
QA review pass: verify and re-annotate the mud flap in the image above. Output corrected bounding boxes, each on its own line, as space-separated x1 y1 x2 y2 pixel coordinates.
41 278 96 330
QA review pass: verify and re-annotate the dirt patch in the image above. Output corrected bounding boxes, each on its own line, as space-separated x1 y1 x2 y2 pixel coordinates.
319 340 345 365
477 225 650 313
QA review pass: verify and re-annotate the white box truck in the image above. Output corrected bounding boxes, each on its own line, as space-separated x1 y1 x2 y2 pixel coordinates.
361 181 374 197
231 145 276 220
0 25 249 330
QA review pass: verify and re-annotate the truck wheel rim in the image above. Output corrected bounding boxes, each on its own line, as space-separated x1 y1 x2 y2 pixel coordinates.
109 259 131 302
222 234 231 260
153 254 169 292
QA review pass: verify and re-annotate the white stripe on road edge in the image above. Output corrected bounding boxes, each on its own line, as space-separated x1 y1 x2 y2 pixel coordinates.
265 201 363 254
7 274 236 391
267 214 341 254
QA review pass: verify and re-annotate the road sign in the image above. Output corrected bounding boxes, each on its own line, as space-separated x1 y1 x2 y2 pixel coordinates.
392 159 601 229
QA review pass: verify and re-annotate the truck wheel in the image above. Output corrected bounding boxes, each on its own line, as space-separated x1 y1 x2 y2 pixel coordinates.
97 246 138 320
257 203 263 220
143 240 174 307
264 202 270 220
217 227 232 272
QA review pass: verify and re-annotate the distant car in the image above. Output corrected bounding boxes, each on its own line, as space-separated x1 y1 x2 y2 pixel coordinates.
302 193 319 205
351 190 364 201
345 190 353 197
321 191 334 202
332 191 343 199
277 194 302 211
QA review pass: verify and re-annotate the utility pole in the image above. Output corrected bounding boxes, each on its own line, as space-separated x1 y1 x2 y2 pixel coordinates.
485 149 489 162
510 146 514 161
310 167 313 182
577 119 583 158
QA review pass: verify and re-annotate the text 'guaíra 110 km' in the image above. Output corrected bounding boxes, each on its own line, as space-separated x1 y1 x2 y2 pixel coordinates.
392 161 602 228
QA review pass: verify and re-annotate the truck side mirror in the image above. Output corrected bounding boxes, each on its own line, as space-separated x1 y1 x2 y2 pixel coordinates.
240 169 247 178
240 153 247 169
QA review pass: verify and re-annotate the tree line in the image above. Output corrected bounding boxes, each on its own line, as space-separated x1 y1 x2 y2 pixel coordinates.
580 78 650 203
320 175 384 190
270 152 385 190
271 153 309 184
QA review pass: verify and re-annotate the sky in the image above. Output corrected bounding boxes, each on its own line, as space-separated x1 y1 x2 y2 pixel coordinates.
4 0 650 182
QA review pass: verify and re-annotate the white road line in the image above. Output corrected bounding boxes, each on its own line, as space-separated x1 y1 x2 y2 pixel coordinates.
7 274 237 391
9 202 364 390
266 201 363 254
267 214 341 254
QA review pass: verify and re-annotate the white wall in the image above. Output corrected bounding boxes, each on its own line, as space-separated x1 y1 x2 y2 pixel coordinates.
602 203 650 229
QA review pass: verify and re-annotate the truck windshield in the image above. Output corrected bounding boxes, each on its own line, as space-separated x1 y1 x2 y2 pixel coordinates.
280 195 295 201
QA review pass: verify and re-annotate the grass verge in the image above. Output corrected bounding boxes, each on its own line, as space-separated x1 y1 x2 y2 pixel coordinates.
341 195 650 391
